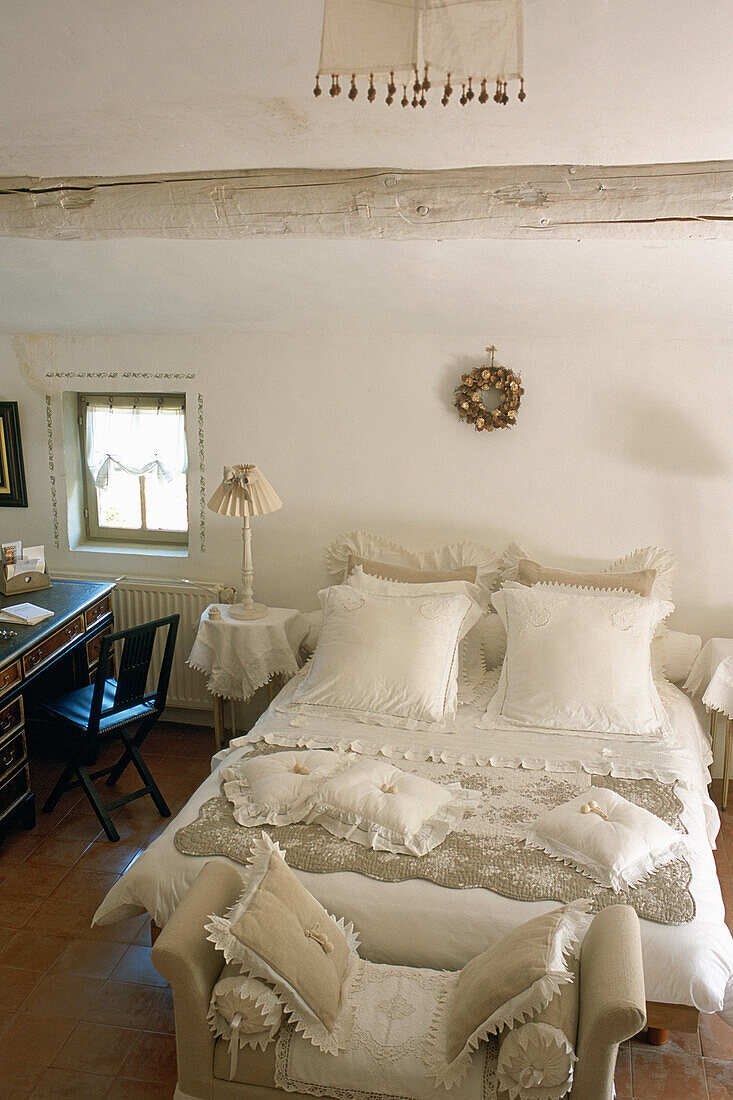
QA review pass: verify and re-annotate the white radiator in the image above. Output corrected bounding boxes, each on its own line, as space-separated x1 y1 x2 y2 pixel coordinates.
56 573 232 711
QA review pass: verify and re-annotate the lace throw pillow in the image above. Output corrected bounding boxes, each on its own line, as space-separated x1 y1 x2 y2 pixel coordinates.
206 834 362 1054
524 787 687 892
426 901 590 1088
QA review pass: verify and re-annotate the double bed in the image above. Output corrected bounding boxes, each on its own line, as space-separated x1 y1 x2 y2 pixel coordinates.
93 667 733 1030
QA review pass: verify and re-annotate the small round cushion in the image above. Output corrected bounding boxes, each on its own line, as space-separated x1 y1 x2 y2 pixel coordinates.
207 965 283 1079
497 1022 576 1100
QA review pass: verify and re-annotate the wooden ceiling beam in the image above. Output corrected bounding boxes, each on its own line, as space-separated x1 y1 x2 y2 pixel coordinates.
0 162 731 240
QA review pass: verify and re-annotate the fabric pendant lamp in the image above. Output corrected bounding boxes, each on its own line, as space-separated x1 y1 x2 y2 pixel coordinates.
207 464 282 620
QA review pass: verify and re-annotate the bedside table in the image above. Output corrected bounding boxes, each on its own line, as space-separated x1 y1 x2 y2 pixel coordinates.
684 638 733 810
188 605 309 750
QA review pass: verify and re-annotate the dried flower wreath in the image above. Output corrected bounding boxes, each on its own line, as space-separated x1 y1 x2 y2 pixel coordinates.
454 347 523 432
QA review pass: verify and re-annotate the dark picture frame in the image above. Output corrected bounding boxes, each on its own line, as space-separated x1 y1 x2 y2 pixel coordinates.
0 402 28 507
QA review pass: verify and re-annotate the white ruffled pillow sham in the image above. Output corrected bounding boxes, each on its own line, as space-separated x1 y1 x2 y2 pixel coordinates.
220 750 477 856
326 531 501 602
481 585 673 737
281 585 481 730
305 758 481 856
220 750 350 827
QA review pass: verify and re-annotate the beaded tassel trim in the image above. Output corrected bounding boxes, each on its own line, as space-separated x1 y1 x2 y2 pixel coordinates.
314 68 525 106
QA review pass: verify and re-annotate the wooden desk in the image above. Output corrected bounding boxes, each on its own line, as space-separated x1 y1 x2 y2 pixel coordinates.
0 578 115 834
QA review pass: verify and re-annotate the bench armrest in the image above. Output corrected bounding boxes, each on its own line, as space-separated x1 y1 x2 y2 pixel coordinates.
151 859 244 1097
571 904 646 1100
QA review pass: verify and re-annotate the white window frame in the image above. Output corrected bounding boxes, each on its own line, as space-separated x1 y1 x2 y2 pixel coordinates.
77 392 189 547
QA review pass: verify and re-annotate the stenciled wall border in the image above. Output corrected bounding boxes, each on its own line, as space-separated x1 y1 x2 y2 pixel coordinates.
45 394 60 549
198 393 206 553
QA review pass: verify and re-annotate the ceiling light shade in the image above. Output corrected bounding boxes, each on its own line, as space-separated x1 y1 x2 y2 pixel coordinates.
207 464 282 518
315 0 525 107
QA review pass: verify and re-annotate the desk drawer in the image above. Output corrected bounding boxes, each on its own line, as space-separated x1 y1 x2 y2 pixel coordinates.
22 615 85 677
0 660 22 698
0 730 26 785
87 624 113 670
0 696 23 740
0 762 30 819
85 596 112 632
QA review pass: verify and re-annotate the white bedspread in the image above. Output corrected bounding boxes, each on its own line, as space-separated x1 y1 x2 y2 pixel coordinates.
93 676 733 1024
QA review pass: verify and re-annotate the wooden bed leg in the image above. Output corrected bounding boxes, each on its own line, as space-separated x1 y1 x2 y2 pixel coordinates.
645 1027 670 1045
150 920 162 946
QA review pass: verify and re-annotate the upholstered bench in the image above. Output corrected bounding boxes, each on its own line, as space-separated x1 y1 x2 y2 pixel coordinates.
152 859 646 1100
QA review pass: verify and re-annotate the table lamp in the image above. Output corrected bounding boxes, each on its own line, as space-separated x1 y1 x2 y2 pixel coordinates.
207 464 282 620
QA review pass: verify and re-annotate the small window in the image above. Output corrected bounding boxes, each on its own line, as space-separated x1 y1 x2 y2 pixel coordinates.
78 393 188 546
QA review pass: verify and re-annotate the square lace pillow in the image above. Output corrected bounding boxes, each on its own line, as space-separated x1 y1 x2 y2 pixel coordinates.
220 750 348 827
525 787 687 892
481 585 673 736
206 833 362 1054
284 585 480 730
306 759 480 856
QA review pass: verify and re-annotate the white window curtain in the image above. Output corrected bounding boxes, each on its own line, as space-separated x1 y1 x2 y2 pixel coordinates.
85 398 188 490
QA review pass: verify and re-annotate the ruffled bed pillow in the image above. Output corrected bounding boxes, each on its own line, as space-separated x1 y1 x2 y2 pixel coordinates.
305 758 481 856
206 834 362 1054
282 585 480 731
207 962 283 1079
524 787 687 892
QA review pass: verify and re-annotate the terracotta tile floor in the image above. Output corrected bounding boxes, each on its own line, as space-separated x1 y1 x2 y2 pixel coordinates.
0 723 732 1098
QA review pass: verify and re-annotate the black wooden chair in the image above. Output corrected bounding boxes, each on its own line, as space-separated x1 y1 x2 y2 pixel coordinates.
38 614 180 842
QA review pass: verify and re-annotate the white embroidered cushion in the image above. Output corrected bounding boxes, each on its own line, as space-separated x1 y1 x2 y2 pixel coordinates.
206 834 362 1054
346 565 494 704
497 1022 576 1100
284 585 480 730
525 787 687 892
481 585 672 736
207 963 283 1079
220 750 349 827
427 901 590 1088
306 759 480 856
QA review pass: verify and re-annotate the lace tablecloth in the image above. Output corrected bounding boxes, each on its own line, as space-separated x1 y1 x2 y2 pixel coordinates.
188 605 309 701
684 638 733 721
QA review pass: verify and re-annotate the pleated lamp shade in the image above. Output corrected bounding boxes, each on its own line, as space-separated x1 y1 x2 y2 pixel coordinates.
207 464 282 518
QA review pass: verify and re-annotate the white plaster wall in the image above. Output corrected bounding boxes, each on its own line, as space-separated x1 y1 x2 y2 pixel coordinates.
1 322 730 640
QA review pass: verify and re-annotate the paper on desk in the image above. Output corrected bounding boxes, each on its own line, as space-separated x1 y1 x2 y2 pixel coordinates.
0 602 53 625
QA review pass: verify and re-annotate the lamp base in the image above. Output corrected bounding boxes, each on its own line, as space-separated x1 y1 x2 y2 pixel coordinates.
229 602 268 621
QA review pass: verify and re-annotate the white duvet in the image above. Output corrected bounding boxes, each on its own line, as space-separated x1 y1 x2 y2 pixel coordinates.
93 675 733 1025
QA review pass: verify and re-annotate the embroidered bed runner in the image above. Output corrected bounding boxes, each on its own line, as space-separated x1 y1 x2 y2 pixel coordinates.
274 964 500 1100
175 744 694 925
